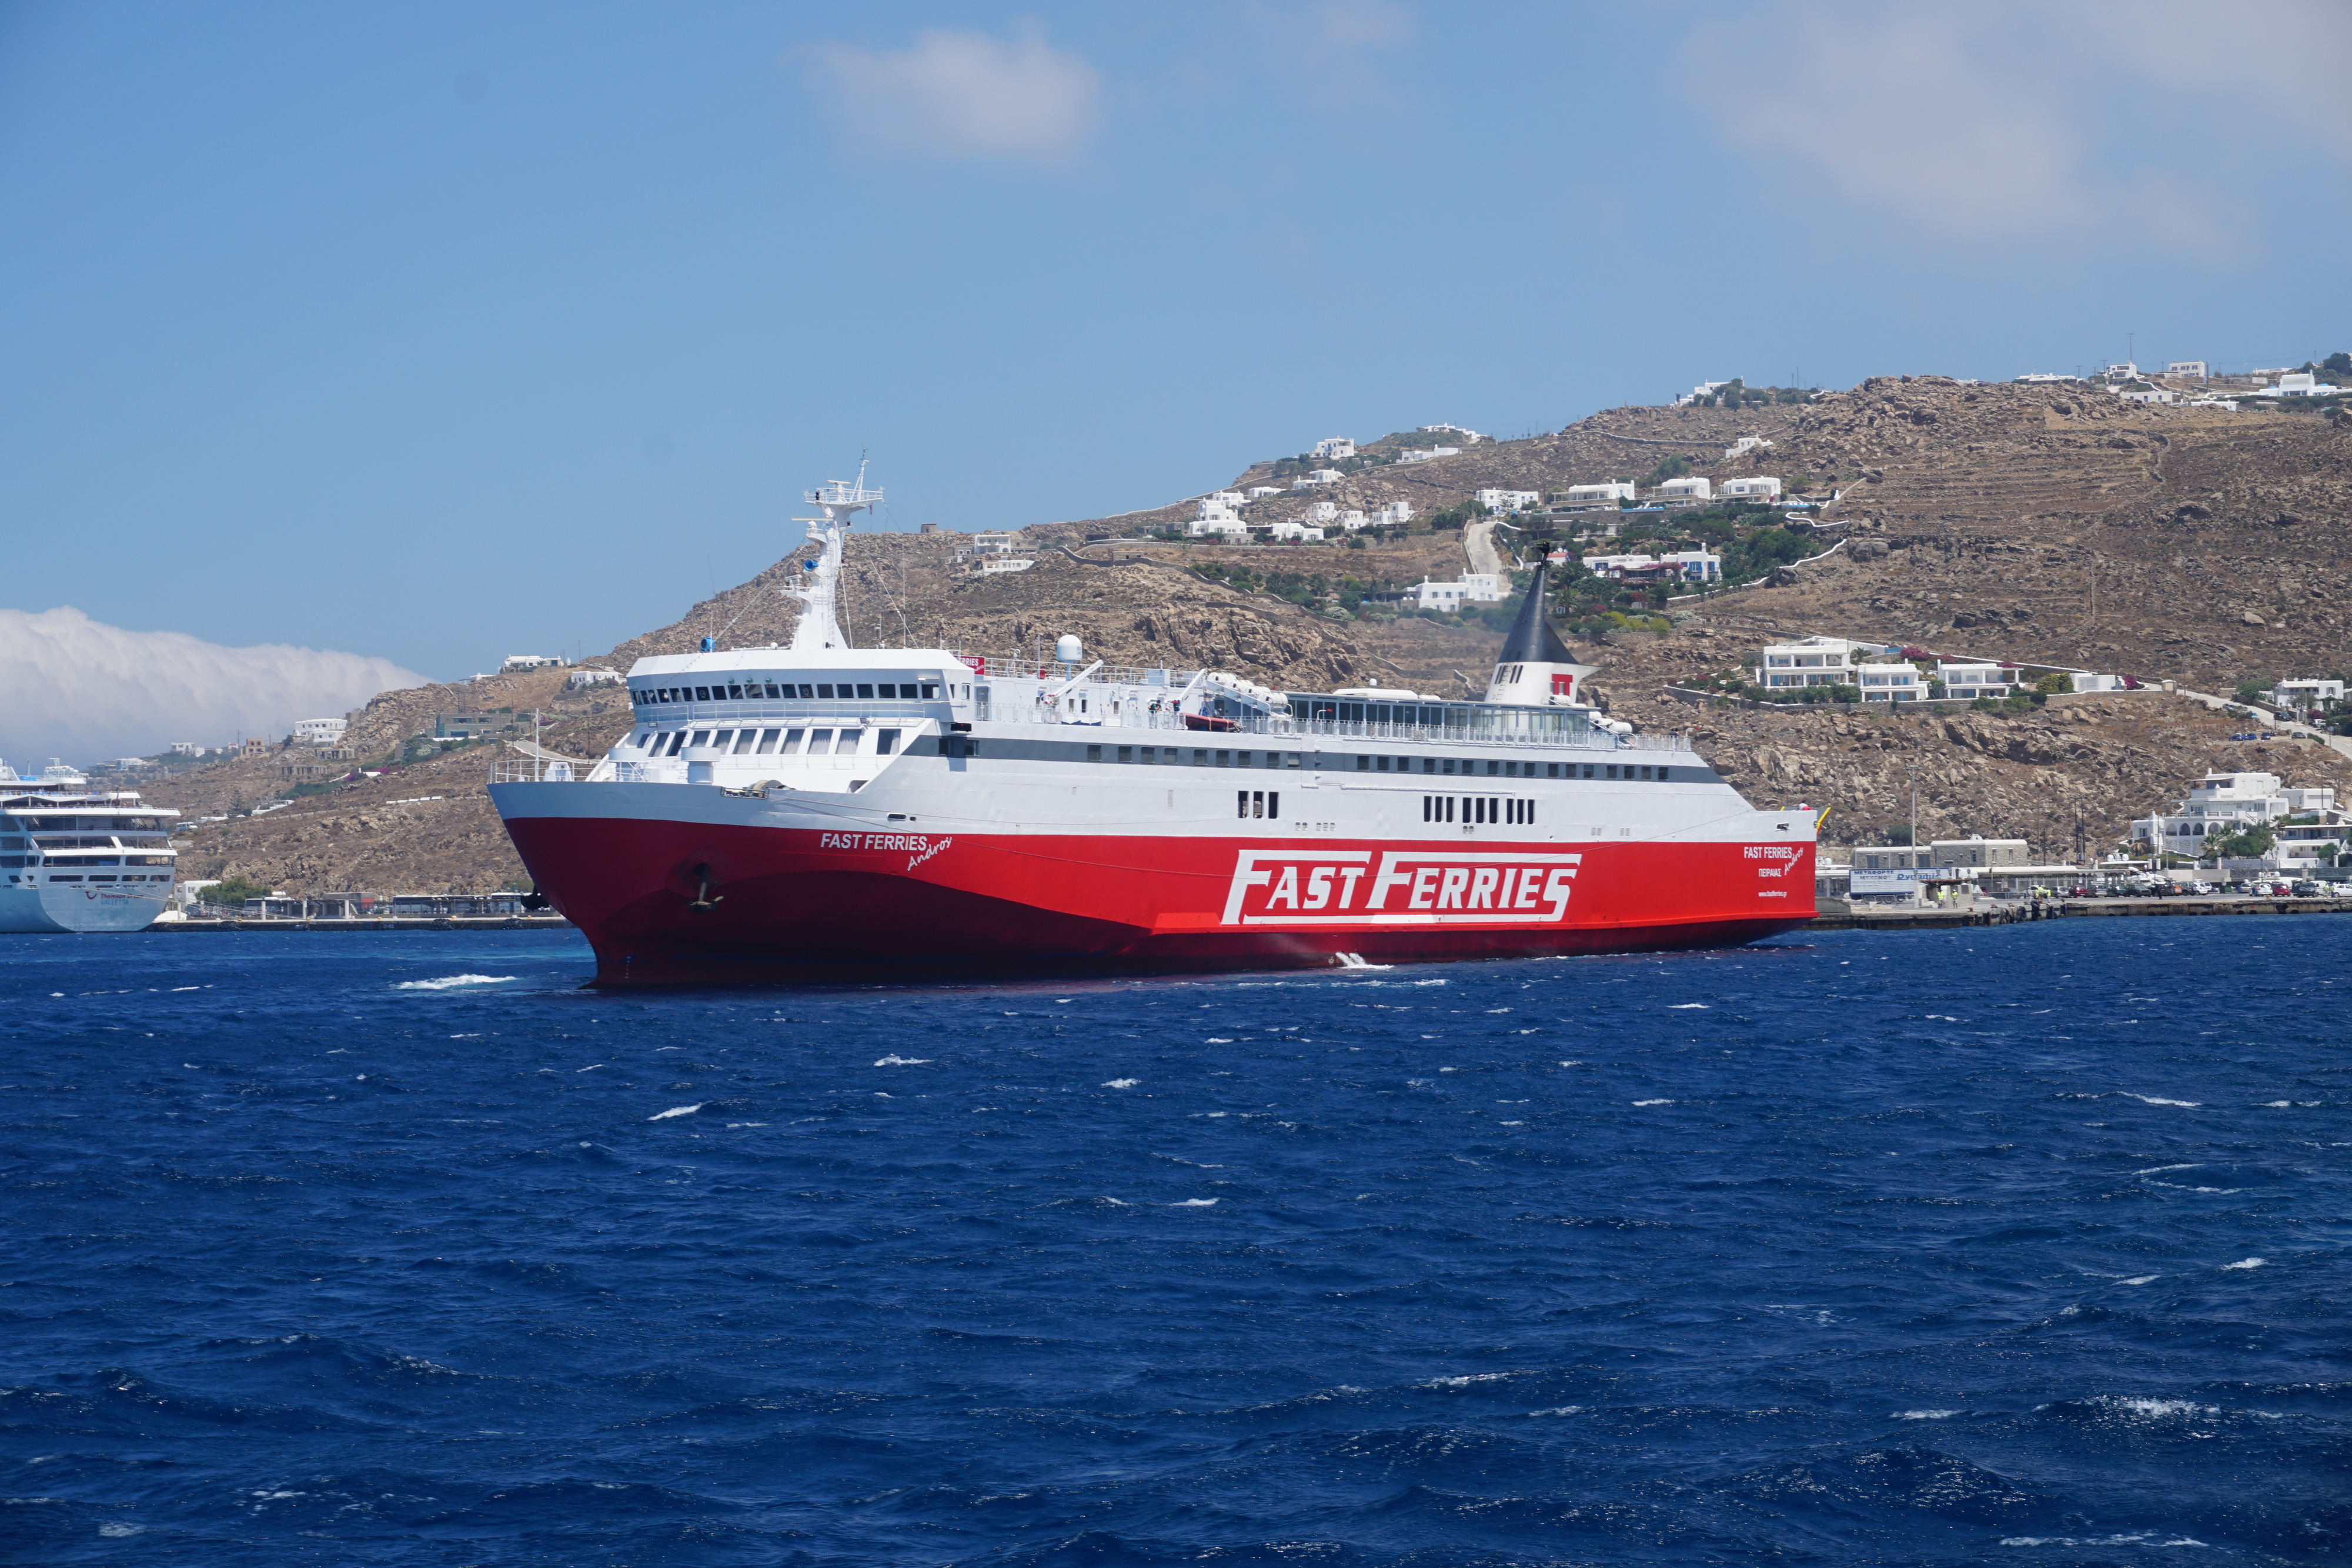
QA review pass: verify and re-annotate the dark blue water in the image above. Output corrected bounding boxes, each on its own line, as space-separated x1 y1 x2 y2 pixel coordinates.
2 922 2345 1566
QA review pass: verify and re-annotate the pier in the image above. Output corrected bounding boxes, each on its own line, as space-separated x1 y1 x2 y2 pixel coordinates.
1810 895 2352 931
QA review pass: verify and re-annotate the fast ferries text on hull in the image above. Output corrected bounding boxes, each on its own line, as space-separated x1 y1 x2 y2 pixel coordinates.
489 470 1815 982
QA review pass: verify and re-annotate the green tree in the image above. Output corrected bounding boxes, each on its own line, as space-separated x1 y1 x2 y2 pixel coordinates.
209 875 273 905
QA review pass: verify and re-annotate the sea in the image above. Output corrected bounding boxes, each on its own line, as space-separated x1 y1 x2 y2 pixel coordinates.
1 920 2344 1567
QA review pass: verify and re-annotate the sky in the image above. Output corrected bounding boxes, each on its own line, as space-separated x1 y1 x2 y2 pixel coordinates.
4 0 2348 763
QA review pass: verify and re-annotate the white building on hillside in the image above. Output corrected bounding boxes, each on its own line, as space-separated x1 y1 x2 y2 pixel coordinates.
1725 436 1774 460
1562 482 1635 506
1370 501 1414 526
979 556 1036 573
1337 510 1368 530
971 530 1019 555
1419 424 1486 442
1936 661 2020 699
1583 549 1721 583
1720 476 1782 500
1396 446 1461 464
1312 437 1356 460
500 654 564 673
1655 475 1712 501
2132 771 2343 867
1191 494 1249 536
293 717 349 744
1268 521 1325 541
1756 637 1929 701
1408 574 1506 610
1247 485 1284 499
1674 380 1730 406
1301 501 1339 524
1476 489 1541 514
2164 360 2209 379
1291 469 1345 489
2269 678 2346 717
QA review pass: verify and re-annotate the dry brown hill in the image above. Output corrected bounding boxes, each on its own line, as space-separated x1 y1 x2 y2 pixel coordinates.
149 380 2350 894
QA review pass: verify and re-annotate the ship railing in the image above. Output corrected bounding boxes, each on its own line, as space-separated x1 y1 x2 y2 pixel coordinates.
958 652 1204 688
1021 712 1693 752
492 759 591 784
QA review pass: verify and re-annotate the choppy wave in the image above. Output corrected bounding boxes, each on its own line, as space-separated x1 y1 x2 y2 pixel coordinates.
1 920 2338 1565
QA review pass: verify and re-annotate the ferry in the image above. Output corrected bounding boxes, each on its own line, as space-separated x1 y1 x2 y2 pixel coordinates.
0 760 179 934
489 470 1815 982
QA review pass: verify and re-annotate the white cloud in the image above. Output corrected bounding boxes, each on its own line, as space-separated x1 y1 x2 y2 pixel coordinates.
803 26 1101 162
1679 1 2351 252
0 607 426 767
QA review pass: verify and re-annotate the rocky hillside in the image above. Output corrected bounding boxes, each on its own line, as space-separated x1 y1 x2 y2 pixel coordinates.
148 375 2349 894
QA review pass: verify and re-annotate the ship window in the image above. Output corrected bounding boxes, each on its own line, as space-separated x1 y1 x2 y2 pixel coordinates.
1117 746 1132 764
1087 744 1102 763
1357 755 1371 771
1445 796 1455 823
1192 749 1208 767
877 730 900 756
664 732 687 756
694 687 711 701
1376 755 1391 771
1238 791 1248 818
1442 757 1456 775
816 684 834 699
754 729 781 755
1487 760 1499 776
726 684 743 700
807 728 835 754
792 684 811 698
923 683 940 699
732 731 757 754
857 684 875 699
710 730 734 750
1217 751 1231 767
781 728 805 753
763 683 779 698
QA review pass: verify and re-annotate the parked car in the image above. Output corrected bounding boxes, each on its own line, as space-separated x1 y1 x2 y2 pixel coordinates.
2291 880 2324 897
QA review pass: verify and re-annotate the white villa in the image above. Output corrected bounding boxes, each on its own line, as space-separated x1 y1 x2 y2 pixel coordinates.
1757 636 1926 701
1655 476 1712 501
1476 489 1541 514
1291 469 1345 489
292 717 349 744
1395 446 1461 464
1267 521 1325 541
1583 549 1722 583
1720 476 1782 500
971 530 1020 555
1561 482 1635 506
2269 678 2346 718
1188 494 1250 537
1312 437 1357 460
1370 501 1413 526
2132 771 2345 870
1409 573 1506 610
1725 436 1775 460
1937 661 2019 700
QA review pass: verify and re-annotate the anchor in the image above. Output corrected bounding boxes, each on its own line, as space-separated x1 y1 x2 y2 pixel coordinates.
686 863 725 914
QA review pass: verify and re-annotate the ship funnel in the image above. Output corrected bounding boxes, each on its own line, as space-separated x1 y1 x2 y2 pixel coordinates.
1482 561 1598 706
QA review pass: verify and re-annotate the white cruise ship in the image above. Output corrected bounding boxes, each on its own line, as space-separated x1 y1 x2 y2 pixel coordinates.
0 760 180 933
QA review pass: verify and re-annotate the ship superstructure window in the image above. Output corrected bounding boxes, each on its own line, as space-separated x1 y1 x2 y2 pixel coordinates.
732 731 757 754
877 730 900 756
1237 790 1279 819
666 733 688 756
806 728 836 754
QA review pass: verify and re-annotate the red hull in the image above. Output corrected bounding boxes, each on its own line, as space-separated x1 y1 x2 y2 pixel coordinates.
503 814 1815 985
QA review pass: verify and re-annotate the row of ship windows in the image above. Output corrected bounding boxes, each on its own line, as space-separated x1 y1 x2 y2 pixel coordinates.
629 727 904 758
1360 755 1680 781
1063 745 1681 783
635 681 940 705
5 873 171 882
1 820 166 834
1 855 174 868
1425 796 1534 825
3 836 168 850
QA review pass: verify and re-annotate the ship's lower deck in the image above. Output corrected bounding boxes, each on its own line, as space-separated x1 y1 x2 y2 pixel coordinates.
500 806 1813 984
